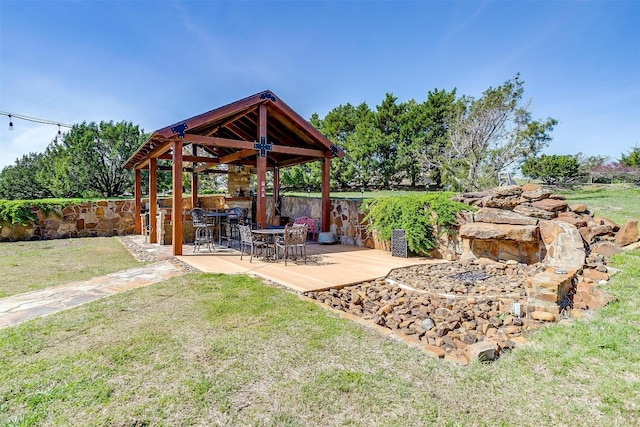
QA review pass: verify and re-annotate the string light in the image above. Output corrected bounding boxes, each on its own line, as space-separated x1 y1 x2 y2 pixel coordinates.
1 111 72 130
2 111 72 142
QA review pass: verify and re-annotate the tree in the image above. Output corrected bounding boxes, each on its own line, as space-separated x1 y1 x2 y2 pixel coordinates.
591 162 640 184
521 154 581 186
621 145 640 168
427 74 557 191
372 93 404 187
308 102 376 190
417 88 460 189
0 153 52 200
40 121 147 197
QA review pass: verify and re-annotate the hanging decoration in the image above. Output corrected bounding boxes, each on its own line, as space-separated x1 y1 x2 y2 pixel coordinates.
1 111 72 139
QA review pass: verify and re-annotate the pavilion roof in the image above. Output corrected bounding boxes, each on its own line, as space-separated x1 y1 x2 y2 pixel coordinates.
124 90 343 171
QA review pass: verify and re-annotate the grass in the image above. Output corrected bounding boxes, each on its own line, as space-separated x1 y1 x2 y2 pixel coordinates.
0 186 638 425
1 249 639 426
0 237 145 298
558 184 640 225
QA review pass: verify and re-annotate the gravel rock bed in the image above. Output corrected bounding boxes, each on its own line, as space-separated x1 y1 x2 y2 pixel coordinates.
306 260 548 363
118 236 160 262
386 261 543 298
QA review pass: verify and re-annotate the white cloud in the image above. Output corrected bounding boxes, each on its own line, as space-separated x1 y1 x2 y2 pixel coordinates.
0 123 58 169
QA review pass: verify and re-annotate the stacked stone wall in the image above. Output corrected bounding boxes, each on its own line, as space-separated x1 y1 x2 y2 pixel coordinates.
454 184 638 318
0 200 136 241
280 196 375 247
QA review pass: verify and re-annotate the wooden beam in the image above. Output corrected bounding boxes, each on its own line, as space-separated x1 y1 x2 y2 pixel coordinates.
205 109 256 136
134 159 149 170
270 144 324 158
149 157 158 244
181 134 256 150
200 170 229 174
134 169 141 234
185 135 324 159
172 140 183 256
225 122 255 142
277 156 317 168
193 162 225 173
158 154 219 163
157 92 266 138
218 149 256 165
269 98 338 153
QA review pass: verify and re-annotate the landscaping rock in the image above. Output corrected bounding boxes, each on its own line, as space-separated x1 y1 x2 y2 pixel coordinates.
615 219 638 246
591 241 623 257
531 198 568 212
474 208 539 226
460 223 540 242
466 341 497 362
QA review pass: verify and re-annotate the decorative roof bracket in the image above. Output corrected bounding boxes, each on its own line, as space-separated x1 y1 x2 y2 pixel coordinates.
171 122 188 138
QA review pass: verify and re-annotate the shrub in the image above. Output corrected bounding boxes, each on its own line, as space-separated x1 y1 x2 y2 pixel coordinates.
362 193 471 255
0 199 87 225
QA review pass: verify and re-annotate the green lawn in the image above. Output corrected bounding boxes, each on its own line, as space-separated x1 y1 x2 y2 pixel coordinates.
1 249 639 426
558 184 640 225
0 237 145 298
1 187 638 425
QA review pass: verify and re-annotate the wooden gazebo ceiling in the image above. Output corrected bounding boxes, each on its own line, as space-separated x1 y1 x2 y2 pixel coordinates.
124 90 343 171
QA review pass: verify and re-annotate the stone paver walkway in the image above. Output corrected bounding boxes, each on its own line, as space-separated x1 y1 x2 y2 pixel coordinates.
0 260 184 329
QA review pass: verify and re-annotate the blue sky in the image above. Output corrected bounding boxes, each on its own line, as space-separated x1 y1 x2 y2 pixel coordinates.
1 0 639 170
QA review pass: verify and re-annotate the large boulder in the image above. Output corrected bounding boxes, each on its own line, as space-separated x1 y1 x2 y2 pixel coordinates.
459 223 539 242
531 198 568 212
474 208 539 226
522 188 553 201
615 219 638 246
538 220 586 272
513 204 556 220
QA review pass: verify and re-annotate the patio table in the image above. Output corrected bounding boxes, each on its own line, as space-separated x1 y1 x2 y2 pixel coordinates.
251 228 285 259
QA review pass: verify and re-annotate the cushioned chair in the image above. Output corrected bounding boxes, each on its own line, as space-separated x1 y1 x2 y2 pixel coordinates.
294 216 317 241
275 224 308 265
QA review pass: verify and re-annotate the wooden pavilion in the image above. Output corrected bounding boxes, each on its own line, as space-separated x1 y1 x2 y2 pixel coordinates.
124 90 344 256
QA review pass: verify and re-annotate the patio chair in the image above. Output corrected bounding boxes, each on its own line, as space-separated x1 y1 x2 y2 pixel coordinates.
275 224 308 265
294 216 317 241
223 207 243 248
190 208 213 252
238 224 270 262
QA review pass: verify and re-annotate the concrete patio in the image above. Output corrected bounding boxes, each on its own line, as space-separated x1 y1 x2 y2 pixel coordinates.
135 236 444 293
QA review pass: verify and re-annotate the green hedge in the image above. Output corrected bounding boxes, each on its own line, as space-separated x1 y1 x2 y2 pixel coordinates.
0 199 88 226
362 193 472 255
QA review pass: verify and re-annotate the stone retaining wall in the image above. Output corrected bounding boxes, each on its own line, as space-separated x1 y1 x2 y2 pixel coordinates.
0 200 137 241
280 196 375 248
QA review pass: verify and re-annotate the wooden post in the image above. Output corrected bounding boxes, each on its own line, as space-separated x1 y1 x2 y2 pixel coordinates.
256 104 267 228
321 153 331 232
172 140 183 255
191 144 198 209
149 157 158 244
272 166 279 224
134 168 141 234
